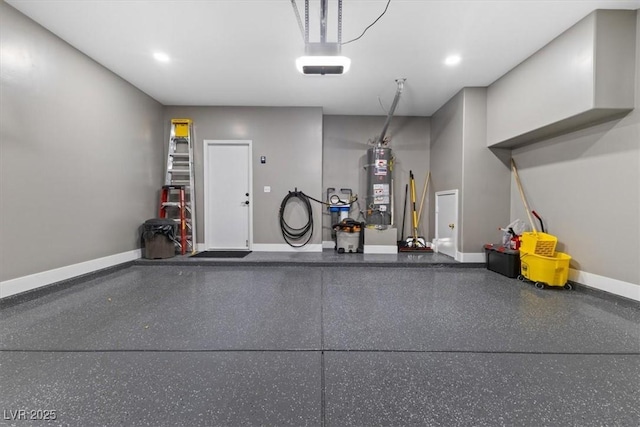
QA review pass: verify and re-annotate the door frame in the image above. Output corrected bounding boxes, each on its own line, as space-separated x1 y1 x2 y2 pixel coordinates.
434 189 458 258
203 140 253 250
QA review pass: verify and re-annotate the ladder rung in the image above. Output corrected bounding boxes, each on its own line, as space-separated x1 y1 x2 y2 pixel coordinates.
161 202 181 208
168 169 190 174
172 161 189 166
170 153 190 158
170 180 190 185
161 202 192 208
161 202 191 207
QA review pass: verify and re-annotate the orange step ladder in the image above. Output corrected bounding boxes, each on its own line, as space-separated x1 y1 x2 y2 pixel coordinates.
158 185 187 255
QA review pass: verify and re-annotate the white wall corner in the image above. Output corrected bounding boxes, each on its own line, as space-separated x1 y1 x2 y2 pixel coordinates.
569 269 640 302
0 249 142 299
251 243 323 252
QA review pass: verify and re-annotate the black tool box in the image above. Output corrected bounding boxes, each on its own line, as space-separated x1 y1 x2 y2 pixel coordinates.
484 244 520 278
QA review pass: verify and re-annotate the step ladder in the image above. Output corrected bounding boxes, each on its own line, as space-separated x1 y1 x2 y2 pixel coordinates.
159 119 196 254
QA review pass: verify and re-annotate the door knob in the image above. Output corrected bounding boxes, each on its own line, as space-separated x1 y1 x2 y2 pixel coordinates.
449 223 455 229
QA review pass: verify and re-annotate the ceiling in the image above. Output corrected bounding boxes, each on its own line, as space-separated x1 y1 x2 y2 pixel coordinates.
6 0 640 116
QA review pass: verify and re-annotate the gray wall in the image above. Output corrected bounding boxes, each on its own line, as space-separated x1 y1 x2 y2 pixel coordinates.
487 10 636 148
429 90 464 243
460 88 511 253
0 2 164 282
510 11 640 286
430 88 511 254
487 11 596 146
323 115 430 242
162 107 323 246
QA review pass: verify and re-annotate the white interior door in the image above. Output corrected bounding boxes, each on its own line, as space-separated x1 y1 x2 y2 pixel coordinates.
204 140 252 250
435 190 458 259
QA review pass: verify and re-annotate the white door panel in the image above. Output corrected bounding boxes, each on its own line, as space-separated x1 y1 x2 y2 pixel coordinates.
204 141 252 250
435 190 458 259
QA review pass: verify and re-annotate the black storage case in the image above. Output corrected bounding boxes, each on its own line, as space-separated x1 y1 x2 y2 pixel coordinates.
484 244 520 278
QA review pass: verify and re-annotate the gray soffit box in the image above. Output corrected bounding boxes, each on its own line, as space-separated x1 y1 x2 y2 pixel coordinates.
486 9 637 148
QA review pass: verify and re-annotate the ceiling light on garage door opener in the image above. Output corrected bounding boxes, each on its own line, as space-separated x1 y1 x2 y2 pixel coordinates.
291 0 350 75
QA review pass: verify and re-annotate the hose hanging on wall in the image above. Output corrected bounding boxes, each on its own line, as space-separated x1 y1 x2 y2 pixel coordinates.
279 189 314 247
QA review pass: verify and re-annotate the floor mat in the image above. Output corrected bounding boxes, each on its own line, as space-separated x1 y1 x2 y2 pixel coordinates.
190 251 252 258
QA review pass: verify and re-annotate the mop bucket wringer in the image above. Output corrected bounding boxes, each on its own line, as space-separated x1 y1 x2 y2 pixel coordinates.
520 232 557 257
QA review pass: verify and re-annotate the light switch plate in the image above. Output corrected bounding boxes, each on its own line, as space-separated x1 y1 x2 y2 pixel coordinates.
264 186 271 193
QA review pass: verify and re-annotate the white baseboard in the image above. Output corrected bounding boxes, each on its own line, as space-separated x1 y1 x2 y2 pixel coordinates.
569 269 639 302
0 249 142 299
251 243 323 252
364 245 398 254
198 244 250 251
322 240 335 249
456 251 486 263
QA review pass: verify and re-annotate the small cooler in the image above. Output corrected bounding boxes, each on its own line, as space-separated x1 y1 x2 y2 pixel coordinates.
484 244 520 278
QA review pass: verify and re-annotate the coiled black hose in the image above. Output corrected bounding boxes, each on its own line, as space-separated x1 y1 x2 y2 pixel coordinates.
279 190 314 247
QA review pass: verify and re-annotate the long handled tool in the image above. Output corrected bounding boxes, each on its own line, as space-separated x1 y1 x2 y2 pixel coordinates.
390 178 394 226
407 170 426 247
400 183 408 242
532 210 545 233
417 172 431 227
511 159 537 233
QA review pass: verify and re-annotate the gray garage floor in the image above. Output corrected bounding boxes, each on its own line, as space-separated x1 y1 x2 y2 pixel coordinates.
1 263 639 426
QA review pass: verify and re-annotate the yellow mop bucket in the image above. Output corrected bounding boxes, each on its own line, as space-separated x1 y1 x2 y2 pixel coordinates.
520 251 571 287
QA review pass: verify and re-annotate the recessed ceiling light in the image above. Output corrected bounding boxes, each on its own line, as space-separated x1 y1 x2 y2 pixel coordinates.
153 52 170 63
444 55 462 66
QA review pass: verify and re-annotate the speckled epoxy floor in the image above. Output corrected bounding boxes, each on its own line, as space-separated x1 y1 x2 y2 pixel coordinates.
1 265 639 426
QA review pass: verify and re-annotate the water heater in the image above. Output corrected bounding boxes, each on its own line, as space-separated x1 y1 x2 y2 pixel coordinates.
365 147 393 226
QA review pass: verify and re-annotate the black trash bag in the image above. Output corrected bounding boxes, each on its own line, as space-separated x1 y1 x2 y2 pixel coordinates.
142 218 178 244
